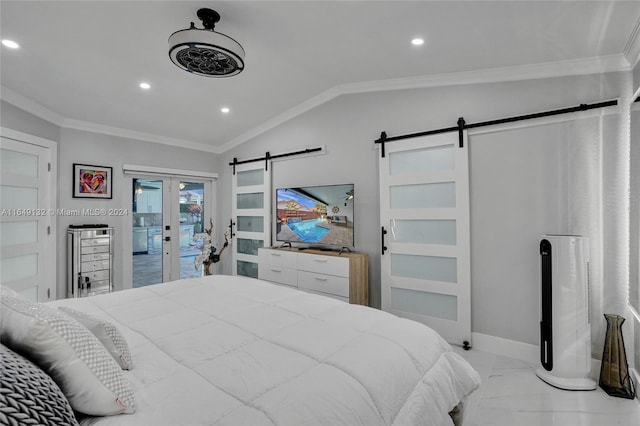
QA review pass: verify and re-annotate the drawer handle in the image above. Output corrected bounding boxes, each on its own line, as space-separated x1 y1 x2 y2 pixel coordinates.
314 259 328 263
314 277 328 281
270 268 282 273
270 253 281 257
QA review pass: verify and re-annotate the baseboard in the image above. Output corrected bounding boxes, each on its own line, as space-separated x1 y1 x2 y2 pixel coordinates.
471 332 539 365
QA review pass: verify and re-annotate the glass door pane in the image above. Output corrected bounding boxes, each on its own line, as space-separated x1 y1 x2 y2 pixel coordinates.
132 178 163 287
178 181 205 280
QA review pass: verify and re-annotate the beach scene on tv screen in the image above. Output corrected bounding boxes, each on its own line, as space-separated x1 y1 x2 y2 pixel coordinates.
276 185 354 247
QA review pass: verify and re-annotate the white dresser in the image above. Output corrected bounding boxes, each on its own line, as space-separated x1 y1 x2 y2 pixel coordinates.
258 247 368 305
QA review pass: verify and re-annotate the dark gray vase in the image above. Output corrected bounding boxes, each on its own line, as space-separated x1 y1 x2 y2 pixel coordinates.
599 314 636 399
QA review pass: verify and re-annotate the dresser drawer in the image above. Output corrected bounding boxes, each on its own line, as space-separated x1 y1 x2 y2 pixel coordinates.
81 253 110 263
81 270 109 282
81 259 110 272
81 244 110 254
259 249 298 269
81 237 110 247
82 280 110 297
298 253 349 276
259 266 297 287
298 271 349 298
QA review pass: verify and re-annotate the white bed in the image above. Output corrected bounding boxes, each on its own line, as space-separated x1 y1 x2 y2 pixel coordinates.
45 274 480 426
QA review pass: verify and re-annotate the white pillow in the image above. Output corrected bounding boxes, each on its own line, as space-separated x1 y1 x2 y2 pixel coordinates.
0 286 136 416
58 306 132 370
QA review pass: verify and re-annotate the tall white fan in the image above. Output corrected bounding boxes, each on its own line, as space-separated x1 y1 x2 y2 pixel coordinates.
536 235 596 390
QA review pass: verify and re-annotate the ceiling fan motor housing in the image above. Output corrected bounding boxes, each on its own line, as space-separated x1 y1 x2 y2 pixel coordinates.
168 8 245 77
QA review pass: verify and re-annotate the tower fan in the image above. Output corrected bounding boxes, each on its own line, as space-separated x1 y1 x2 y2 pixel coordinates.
536 235 596 390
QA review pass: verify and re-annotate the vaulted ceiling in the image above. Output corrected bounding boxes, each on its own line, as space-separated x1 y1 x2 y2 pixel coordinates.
1 1 639 153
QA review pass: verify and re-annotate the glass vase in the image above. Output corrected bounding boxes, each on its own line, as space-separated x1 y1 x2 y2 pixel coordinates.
599 314 636 399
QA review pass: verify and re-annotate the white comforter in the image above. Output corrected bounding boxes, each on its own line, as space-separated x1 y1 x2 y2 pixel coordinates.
50 275 480 426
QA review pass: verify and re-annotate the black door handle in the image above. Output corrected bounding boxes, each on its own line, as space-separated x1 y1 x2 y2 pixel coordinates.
381 226 388 255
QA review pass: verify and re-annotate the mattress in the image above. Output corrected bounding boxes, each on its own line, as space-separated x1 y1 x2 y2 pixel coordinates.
49 275 480 426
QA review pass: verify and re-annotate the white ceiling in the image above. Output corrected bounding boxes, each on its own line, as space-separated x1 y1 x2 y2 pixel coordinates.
1 1 639 153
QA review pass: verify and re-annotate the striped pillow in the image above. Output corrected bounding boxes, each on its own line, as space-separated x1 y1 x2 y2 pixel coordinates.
0 343 79 426
0 286 135 416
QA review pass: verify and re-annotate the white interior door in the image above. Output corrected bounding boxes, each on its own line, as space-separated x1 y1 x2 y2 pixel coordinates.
0 136 54 301
232 162 272 277
379 131 471 346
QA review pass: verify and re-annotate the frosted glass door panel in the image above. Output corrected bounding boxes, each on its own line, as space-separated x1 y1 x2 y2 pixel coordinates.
1 187 38 209
390 219 456 245
389 145 454 175
391 288 457 321
237 193 264 209
237 238 263 256
237 260 258 278
390 183 455 209
237 216 264 232
237 169 264 187
1 221 38 246
1 149 38 177
391 253 457 283
1 254 37 283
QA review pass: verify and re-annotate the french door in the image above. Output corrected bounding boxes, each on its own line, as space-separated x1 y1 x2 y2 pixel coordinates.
0 135 56 301
379 131 471 346
131 176 212 286
232 162 271 278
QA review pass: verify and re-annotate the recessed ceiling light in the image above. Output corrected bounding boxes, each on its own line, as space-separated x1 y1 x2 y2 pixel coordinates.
411 38 424 46
221 107 230 114
139 82 151 90
2 39 20 49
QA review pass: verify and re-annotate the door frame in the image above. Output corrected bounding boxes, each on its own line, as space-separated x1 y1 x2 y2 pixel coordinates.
122 164 217 288
0 127 57 300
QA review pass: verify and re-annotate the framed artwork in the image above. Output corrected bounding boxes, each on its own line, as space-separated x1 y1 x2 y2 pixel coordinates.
73 163 112 199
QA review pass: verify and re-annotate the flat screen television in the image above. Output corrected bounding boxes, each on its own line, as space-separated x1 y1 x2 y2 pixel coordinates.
275 184 354 248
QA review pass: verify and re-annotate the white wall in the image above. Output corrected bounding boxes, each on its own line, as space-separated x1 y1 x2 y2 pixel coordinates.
1 100 60 142
219 72 629 354
54 128 221 297
631 107 639 380
631 62 640 380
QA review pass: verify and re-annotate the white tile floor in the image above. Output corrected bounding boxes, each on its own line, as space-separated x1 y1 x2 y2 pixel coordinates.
453 347 640 426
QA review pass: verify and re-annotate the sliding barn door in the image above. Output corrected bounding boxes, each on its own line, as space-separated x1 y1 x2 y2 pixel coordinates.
379 132 471 346
231 162 272 278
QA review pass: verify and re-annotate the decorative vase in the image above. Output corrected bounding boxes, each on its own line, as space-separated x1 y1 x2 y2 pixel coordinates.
599 314 636 399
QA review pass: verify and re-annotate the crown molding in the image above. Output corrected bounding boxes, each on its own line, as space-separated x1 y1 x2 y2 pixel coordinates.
624 16 640 69
2 54 634 154
222 54 630 151
0 86 64 126
340 54 630 95
62 118 220 154
218 87 341 153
